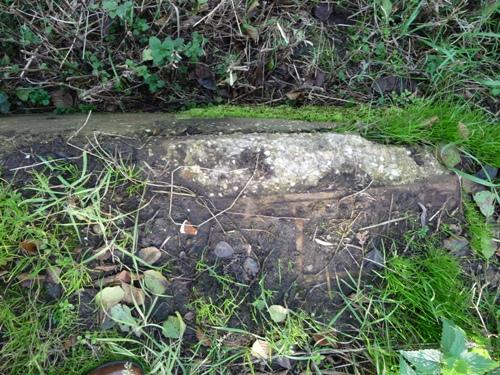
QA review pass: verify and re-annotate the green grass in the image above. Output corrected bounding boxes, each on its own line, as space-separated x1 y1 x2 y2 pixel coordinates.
183 100 500 167
464 199 497 260
344 241 487 373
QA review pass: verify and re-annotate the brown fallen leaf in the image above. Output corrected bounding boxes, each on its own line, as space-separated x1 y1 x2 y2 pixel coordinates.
93 265 119 273
251 339 271 360
51 88 75 109
285 89 304 101
17 272 46 288
457 122 470 139
20 239 41 255
121 282 145 306
95 270 131 287
180 220 198 236
92 245 113 261
138 246 162 265
312 331 338 347
196 327 212 347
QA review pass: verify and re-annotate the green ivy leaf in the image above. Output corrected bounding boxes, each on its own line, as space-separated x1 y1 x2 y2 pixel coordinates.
441 318 467 357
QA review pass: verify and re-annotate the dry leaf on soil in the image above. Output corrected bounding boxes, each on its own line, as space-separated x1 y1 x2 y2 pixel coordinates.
19 239 41 255
95 285 125 310
268 305 289 323
121 282 145 306
96 270 132 287
180 220 198 236
251 339 271 360
138 246 162 265
143 270 169 295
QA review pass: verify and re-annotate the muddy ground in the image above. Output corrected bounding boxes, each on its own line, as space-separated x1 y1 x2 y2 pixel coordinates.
3 114 489 374
0 114 463 320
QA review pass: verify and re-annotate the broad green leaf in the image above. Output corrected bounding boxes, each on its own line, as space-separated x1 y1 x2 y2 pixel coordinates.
143 270 168 295
95 285 125 310
400 349 442 374
15 89 31 102
142 48 153 61
162 312 186 339
473 191 495 218
268 305 289 323
399 355 417 375
439 144 461 168
460 352 498 374
110 303 139 334
441 319 467 357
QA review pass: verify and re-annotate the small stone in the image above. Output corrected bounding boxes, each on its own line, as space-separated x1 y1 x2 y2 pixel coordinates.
45 283 62 300
214 241 234 258
243 257 260 277
184 311 195 321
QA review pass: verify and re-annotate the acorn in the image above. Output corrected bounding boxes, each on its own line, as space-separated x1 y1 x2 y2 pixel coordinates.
87 361 143 375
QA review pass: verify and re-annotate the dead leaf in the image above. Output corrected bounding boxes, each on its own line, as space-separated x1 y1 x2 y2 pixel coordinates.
421 116 439 128
20 239 41 255
92 245 112 261
372 76 416 95
51 88 75 109
268 305 289 323
251 339 271 360
17 272 46 283
143 270 169 295
246 0 260 15
138 246 162 265
95 270 131 287
196 327 212 347
312 3 332 22
62 336 77 350
312 331 337 347
121 282 145 306
457 122 470 139
93 265 119 273
180 220 198 236
285 89 304 101
95 285 125 310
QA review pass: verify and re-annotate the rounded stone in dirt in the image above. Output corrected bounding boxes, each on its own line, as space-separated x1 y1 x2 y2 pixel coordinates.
214 241 235 258
243 257 260 278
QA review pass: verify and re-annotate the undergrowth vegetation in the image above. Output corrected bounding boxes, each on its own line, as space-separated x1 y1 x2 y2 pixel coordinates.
0 1 498 114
